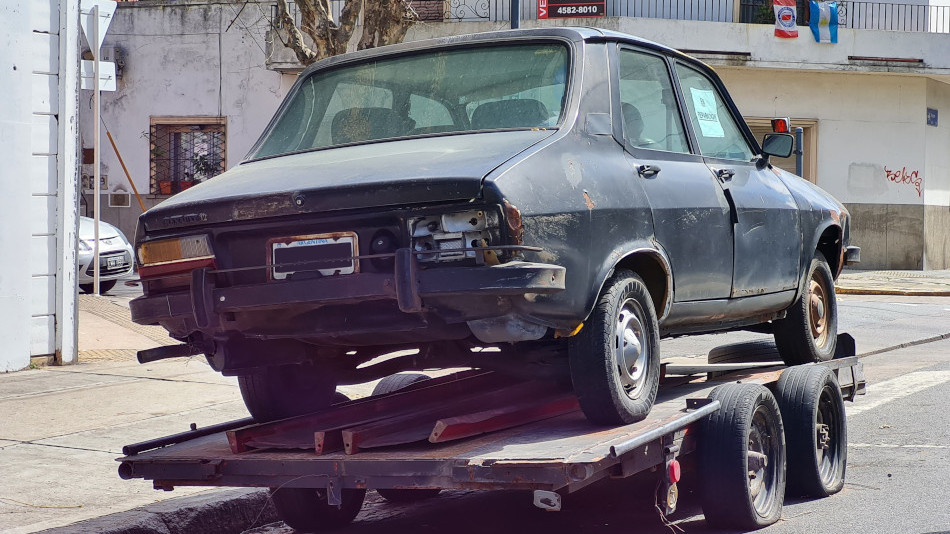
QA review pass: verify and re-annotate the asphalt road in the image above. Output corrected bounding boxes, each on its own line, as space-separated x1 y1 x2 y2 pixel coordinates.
241 294 950 534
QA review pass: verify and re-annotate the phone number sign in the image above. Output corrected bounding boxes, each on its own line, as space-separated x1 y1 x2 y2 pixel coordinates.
538 0 606 18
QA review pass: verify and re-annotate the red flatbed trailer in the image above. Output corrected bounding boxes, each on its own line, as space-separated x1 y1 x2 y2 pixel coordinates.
118 353 865 531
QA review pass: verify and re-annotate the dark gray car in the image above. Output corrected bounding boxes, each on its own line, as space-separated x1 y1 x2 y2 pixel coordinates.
131 27 859 427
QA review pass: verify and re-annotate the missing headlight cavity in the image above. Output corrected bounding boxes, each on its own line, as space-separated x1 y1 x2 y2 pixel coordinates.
410 210 500 262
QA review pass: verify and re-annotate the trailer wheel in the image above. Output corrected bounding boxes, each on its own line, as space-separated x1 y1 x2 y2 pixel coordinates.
700 383 786 530
238 363 337 421
371 373 442 502
569 269 660 425
774 253 838 365
776 365 847 497
270 486 366 532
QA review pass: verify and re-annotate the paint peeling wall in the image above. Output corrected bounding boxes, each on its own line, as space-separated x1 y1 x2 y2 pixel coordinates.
82 1 296 240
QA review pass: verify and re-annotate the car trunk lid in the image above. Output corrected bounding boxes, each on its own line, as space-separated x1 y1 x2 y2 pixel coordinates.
141 130 554 232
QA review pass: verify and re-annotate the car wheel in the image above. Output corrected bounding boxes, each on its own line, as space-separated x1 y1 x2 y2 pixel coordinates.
79 280 117 294
270 486 366 532
569 269 660 425
774 253 838 365
776 365 847 497
238 363 337 422
700 383 786 530
371 373 442 502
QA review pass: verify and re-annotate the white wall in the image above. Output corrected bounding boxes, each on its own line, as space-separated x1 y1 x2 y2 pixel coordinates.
0 2 35 371
925 79 950 207
718 68 929 205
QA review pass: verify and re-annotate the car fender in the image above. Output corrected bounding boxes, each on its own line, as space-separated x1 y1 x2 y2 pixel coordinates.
585 241 673 323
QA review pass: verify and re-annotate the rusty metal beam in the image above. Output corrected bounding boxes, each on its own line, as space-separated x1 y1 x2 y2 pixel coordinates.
227 369 513 453
430 394 579 443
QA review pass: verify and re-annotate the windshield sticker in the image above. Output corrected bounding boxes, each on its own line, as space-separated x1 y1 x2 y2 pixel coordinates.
690 88 725 138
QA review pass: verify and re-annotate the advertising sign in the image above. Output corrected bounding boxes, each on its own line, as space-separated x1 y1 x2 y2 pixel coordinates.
538 0 606 18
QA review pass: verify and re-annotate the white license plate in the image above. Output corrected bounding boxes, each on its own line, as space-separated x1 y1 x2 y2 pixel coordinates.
107 257 121 268
270 232 358 280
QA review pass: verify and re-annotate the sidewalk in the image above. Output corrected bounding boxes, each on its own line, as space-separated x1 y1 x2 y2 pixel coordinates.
836 269 950 296
1 270 948 533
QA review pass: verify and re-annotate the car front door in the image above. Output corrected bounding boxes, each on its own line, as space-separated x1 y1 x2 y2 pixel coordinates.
674 63 802 297
615 46 734 301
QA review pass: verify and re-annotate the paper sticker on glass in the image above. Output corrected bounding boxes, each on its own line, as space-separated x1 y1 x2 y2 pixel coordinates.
689 88 725 138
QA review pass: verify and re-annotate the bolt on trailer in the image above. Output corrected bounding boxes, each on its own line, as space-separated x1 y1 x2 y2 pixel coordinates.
118 339 864 532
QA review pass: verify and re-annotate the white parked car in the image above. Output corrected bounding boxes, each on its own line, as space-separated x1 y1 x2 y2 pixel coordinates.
78 216 134 293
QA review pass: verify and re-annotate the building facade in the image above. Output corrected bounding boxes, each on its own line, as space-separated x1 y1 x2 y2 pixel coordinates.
85 0 950 270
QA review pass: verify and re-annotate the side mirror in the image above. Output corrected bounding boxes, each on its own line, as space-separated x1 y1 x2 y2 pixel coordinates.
761 133 794 158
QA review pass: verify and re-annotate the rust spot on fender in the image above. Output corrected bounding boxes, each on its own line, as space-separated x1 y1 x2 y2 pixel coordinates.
503 200 523 245
583 191 595 211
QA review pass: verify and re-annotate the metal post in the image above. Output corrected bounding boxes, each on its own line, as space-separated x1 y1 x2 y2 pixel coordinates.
92 4 101 296
511 0 521 28
794 126 804 177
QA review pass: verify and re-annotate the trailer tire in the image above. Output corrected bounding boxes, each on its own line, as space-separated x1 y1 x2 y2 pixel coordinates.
776 365 847 497
774 253 838 365
700 383 786 530
271 486 365 532
569 270 660 425
371 373 442 502
238 363 337 422
706 339 782 379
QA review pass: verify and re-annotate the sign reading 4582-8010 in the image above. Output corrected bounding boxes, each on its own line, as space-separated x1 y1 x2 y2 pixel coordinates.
538 0 606 18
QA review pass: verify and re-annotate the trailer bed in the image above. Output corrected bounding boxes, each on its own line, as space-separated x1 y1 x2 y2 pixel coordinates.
119 357 864 496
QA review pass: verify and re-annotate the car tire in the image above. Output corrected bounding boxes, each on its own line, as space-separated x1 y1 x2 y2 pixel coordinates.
79 280 117 294
774 253 838 365
569 269 660 425
238 363 337 422
775 365 847 497
700 383 786 530
371 373 442 502
270 486 366 532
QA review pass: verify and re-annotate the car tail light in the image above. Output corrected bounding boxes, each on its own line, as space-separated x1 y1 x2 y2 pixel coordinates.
137 235 216 279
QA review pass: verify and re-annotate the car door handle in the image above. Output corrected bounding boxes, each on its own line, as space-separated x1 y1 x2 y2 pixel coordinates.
716 169 735 182
638 164 661 178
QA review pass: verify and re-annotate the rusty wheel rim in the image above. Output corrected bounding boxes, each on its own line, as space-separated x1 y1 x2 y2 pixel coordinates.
808 277 828 347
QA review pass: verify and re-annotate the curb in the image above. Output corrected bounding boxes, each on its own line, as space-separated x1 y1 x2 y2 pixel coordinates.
37 488 278 534
835 287 950 297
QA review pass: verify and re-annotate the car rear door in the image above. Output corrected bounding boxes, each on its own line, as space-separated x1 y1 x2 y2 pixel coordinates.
673 62 802 296
614 45 734 301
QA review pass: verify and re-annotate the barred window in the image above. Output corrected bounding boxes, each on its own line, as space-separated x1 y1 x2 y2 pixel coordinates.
149 117 226 195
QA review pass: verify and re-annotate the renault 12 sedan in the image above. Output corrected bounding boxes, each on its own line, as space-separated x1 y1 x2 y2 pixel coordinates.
130 27 859 427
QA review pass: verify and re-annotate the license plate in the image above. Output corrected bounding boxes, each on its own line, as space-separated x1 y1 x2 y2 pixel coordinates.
269 232 358 280
107 257 121 268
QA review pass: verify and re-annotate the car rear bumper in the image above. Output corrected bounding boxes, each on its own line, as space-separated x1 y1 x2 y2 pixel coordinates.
130 251 565 341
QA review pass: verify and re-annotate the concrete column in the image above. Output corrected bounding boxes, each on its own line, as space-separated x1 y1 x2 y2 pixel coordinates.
57 0 81 364
0 3 35 372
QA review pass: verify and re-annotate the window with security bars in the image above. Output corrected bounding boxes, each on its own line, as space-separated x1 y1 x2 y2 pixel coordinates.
149 118 227 195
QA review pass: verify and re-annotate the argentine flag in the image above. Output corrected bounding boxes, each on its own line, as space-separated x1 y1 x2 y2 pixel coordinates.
810 0 839 43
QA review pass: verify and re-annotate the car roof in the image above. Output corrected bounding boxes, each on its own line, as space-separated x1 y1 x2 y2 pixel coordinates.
298 27 690 78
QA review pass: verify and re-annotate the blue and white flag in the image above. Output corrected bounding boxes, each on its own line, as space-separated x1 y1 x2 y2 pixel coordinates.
809 1 838 43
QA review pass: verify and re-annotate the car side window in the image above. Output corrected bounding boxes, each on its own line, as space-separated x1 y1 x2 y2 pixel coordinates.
674 64 754 161
617 49 689 154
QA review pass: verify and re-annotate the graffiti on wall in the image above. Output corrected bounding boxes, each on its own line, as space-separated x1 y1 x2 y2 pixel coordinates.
884 166 922 197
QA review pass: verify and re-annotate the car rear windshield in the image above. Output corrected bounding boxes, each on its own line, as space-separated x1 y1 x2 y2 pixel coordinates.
251 43 569 159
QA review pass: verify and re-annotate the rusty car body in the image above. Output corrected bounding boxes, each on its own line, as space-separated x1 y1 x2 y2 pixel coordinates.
130 27 859 426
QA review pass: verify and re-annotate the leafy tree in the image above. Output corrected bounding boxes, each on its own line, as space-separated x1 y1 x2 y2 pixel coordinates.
273 0 418 65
